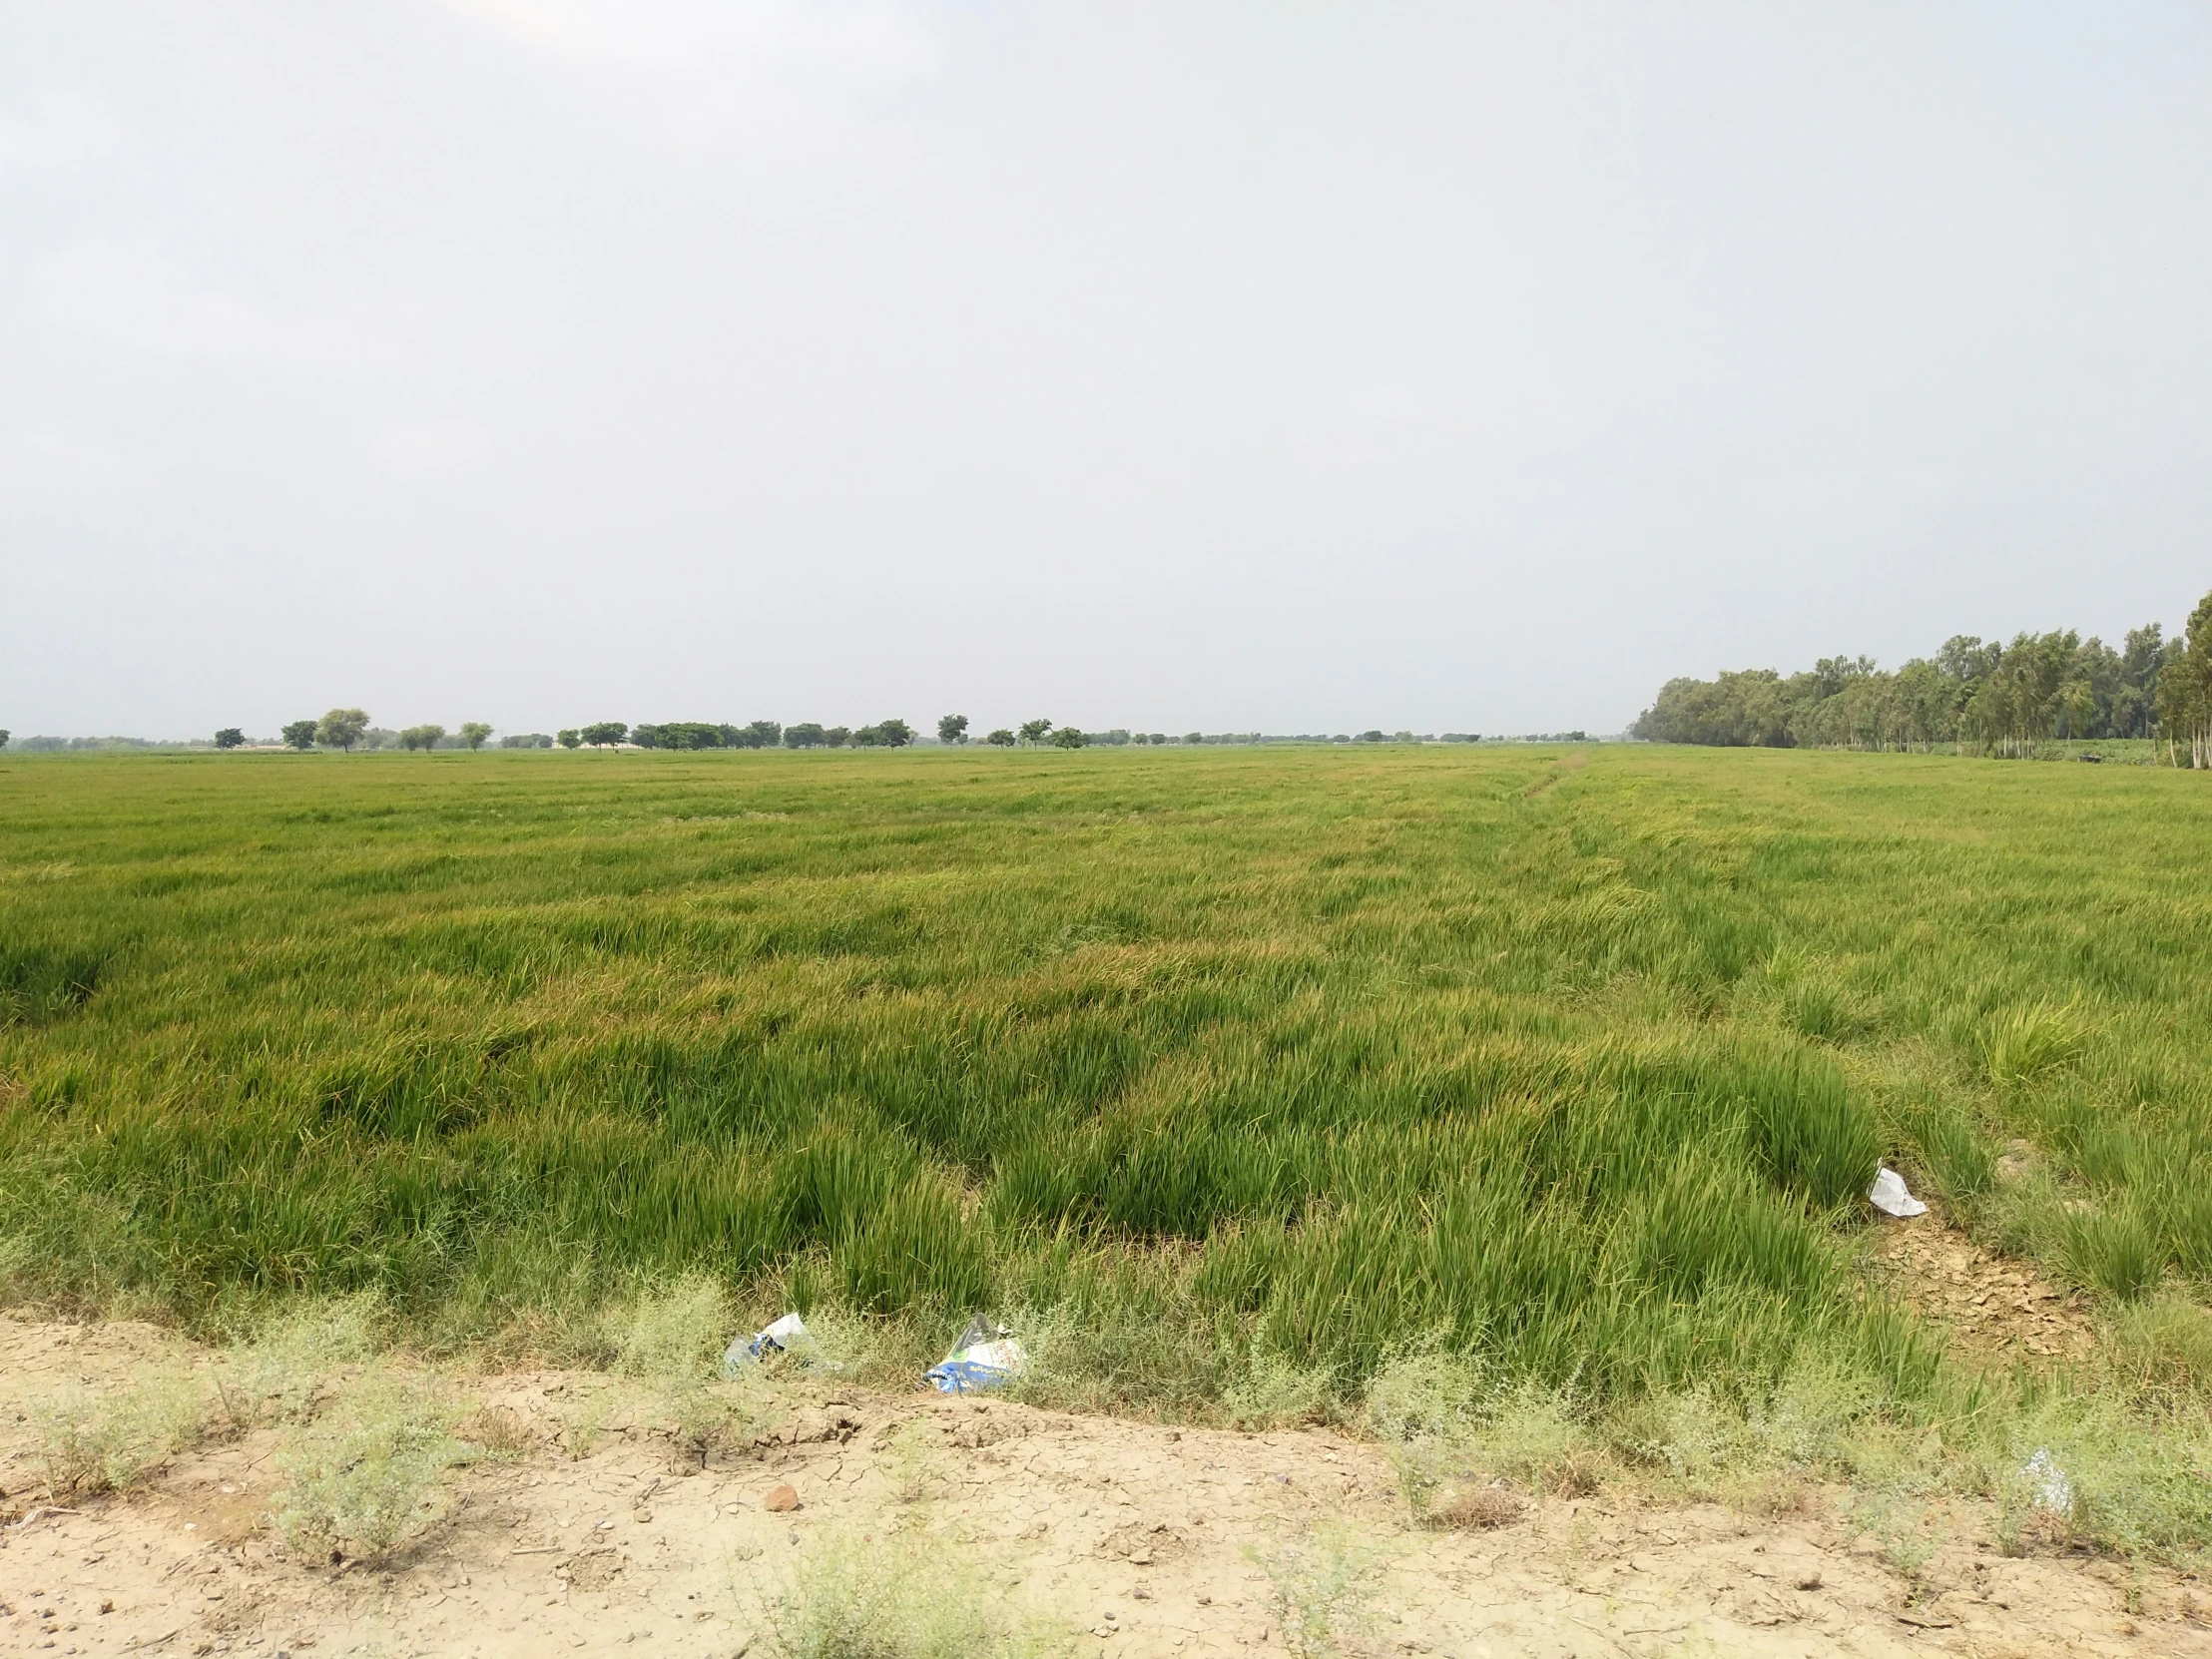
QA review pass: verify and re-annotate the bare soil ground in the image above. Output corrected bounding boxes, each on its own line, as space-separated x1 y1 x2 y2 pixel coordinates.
1869 1204 2098 1364
0 1312 2202 1659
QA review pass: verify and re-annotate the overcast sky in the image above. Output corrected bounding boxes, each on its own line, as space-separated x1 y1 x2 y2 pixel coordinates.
4 2 2210 740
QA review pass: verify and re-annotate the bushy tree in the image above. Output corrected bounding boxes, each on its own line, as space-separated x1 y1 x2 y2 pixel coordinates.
741 720 783 749
459 722 492 750
215 728 246 750
580 721 627 749
856 718 914 748
824 726 851 748
501 733 554 749
398 724 446 752
280 720 318 750
984 728 1016 747
937 714 969 745
633 722 733 750
0 730 9 749
1018 719 1053 745
316 709 370 751
1049 726 1086 748
784 723 828 749
557 729 582 749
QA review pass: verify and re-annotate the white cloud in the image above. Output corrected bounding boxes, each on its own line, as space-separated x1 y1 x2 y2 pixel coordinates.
368 418 490 479
0 86 116 171
31 241 359 370
428 0 939 144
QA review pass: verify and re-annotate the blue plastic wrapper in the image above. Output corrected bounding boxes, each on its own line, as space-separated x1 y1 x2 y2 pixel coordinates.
924 1317 1027 1393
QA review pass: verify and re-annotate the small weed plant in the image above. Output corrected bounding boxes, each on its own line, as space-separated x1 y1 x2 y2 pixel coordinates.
755 1528 1063 1659
273 1374 465 1562
1247 1523 1388 1659
30 1369 207 1498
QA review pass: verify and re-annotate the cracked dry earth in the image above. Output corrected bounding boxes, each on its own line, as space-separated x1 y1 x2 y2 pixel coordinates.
1 1315 2206 1659
1868 1204 2096 1364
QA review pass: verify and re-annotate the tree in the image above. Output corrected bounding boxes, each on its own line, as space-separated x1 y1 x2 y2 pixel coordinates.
459 722 493 750
316 708 370 751
824 726 851 748
501 733 553 749
580 722 627 749
984 728 1016 747
2118 624 2171 740
215 728 246 750
1049 726 1086 748
281 720 318 750
937 714 969 745
784 723 828 749
0 730 11 749
1018 719 1053 745
557 729 583 749
399 724 446 752
633 722 728 750
742 720 783 749
1184 732 1205 745
874 718 914 748
2158 590 2212 768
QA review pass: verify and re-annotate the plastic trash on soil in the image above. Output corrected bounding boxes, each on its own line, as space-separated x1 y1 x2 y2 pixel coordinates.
723 1311 810 1376
2023 1447 2074 1514
925 1315 1028 1394
1868 1166 1928 1219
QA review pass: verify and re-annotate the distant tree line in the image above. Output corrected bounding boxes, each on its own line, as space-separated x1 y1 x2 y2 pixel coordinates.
1634 590 2212 765
554 719 918 750
3 715 1531 756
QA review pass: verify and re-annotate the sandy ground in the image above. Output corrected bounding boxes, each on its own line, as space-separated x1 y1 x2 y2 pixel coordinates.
0 1309 2204 1659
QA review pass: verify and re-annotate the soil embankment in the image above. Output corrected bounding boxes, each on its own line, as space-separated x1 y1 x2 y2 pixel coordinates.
0 1314 2197 1658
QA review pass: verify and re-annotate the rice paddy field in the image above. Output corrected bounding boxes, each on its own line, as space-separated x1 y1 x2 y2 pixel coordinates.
7 742 2212 1539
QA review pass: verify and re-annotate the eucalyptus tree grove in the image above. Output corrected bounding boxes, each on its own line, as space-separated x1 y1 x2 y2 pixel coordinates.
1634 595 2212 760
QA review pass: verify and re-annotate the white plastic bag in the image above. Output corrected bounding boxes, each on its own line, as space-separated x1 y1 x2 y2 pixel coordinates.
1867 1166 1928 1219
2022 1447 2073 1514
723 1311 810 1375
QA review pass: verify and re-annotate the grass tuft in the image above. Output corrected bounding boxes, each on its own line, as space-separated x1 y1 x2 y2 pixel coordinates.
755 1528 1064 1659
29 1368 207 1497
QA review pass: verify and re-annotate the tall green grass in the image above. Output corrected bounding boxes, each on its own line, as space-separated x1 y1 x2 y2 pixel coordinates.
2 744 2209 1416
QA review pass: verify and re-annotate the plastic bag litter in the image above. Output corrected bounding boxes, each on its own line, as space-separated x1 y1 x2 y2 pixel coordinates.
925 1315 1028 1394
1868 1166 1928 1219
2022 1446 2074 1514
723 1311 810 1376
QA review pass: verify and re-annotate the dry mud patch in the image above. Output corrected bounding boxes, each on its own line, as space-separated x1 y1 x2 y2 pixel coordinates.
1868 1205 2097 1364
0 1314 2203 1658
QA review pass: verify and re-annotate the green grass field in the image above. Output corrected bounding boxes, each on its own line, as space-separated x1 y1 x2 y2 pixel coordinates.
5 744 2212 1473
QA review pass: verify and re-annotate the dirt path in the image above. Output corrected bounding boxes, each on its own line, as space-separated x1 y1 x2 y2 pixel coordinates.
0 1315 2198 1658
